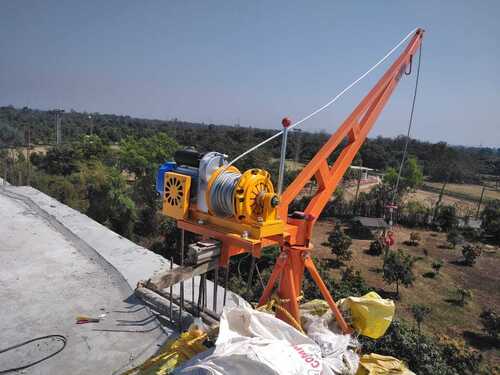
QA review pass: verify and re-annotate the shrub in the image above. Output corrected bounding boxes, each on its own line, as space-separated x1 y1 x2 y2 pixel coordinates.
455 287 473 306
432 259 444 275
328 225 353 263
438 336 482 374
368 239 384 256
409 232 421 246
462 244 482 266
479 309 500 339
360 319 479 375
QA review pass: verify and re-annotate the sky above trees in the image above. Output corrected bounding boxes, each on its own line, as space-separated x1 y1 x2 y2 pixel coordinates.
1 1 499 147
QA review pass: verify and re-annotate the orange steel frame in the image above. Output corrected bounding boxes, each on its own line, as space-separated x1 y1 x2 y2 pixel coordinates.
178 29 424 334
258 29 424 333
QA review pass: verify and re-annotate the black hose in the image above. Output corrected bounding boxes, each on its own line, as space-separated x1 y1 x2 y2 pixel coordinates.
0 334 67 374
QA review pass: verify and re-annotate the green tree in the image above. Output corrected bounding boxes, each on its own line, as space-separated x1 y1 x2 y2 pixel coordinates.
462 243 482 266
411 303 431 336
447 229 463 249
78 162 137 237
435 205 458 232
33 144 81 175
383 250 416 299
383 167 398 187
328 225 353 263
74 134 110 160
119 133 178 177
403 156 424 189
119 133 178 237
481 200 500 243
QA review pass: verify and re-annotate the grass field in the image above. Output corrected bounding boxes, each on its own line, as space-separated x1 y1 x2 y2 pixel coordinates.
425 182 500 202
313 220 500 368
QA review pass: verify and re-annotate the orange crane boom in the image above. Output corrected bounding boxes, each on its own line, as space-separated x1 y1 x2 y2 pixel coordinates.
258 29 425 333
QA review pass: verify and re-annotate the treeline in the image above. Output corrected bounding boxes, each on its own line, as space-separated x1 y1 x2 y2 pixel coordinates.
1 105 500 183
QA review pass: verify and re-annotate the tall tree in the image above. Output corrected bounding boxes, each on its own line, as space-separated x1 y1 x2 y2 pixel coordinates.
119 133 178 237
383 250 416 299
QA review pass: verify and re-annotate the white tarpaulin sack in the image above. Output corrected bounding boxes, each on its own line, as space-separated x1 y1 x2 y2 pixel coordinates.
175 295 323 375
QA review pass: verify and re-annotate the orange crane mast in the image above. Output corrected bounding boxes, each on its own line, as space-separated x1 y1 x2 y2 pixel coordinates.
258 29 424 333
158 28 424 334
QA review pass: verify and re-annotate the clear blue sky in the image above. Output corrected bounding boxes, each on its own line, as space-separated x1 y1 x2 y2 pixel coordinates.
1 1 499 147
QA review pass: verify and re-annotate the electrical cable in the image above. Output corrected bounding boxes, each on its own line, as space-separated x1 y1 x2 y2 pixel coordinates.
226 28 420 168
390 42 423 206
0 334 67 374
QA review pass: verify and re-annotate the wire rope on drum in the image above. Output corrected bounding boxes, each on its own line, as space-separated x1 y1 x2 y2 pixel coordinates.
209 171 241 217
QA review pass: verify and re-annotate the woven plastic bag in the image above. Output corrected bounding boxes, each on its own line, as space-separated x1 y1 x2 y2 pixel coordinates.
338 292 395 339
356 353 415 375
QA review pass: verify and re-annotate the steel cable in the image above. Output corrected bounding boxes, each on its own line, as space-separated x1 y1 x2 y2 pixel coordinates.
226 28 420 168
391 42 423 205
209 171 241 217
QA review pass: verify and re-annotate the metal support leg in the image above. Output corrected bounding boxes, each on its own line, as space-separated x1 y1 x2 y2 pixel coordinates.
169 258 173 322
191 277 195 305
179 229 185 331
303 254 352 334
223 265 229 306
213 265 219 313
257 253 287 307
246 256 256 299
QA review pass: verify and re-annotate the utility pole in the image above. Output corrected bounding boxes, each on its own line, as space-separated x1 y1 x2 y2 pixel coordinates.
88 115 94 136
25 126 31 186
476 185 486 219
432 178 448 224
53 109 64 145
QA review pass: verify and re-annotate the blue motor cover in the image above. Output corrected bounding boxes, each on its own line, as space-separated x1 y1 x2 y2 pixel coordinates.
156 162 177 193
156 162 199 195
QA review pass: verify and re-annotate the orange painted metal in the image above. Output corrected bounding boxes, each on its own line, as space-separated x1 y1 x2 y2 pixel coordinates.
303 254 352 334
260 29 424 332
179 29 424 334
279 28 424 245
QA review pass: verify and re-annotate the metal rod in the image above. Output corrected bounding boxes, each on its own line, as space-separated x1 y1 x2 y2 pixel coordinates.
223 265 229 306
179 229 185 331
191 277 195 305
203 274 207 309
169 258 173 322
197 274 205 316
476 185 486 218
277 120 290 195
246 256 256 299
213 264 219 313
